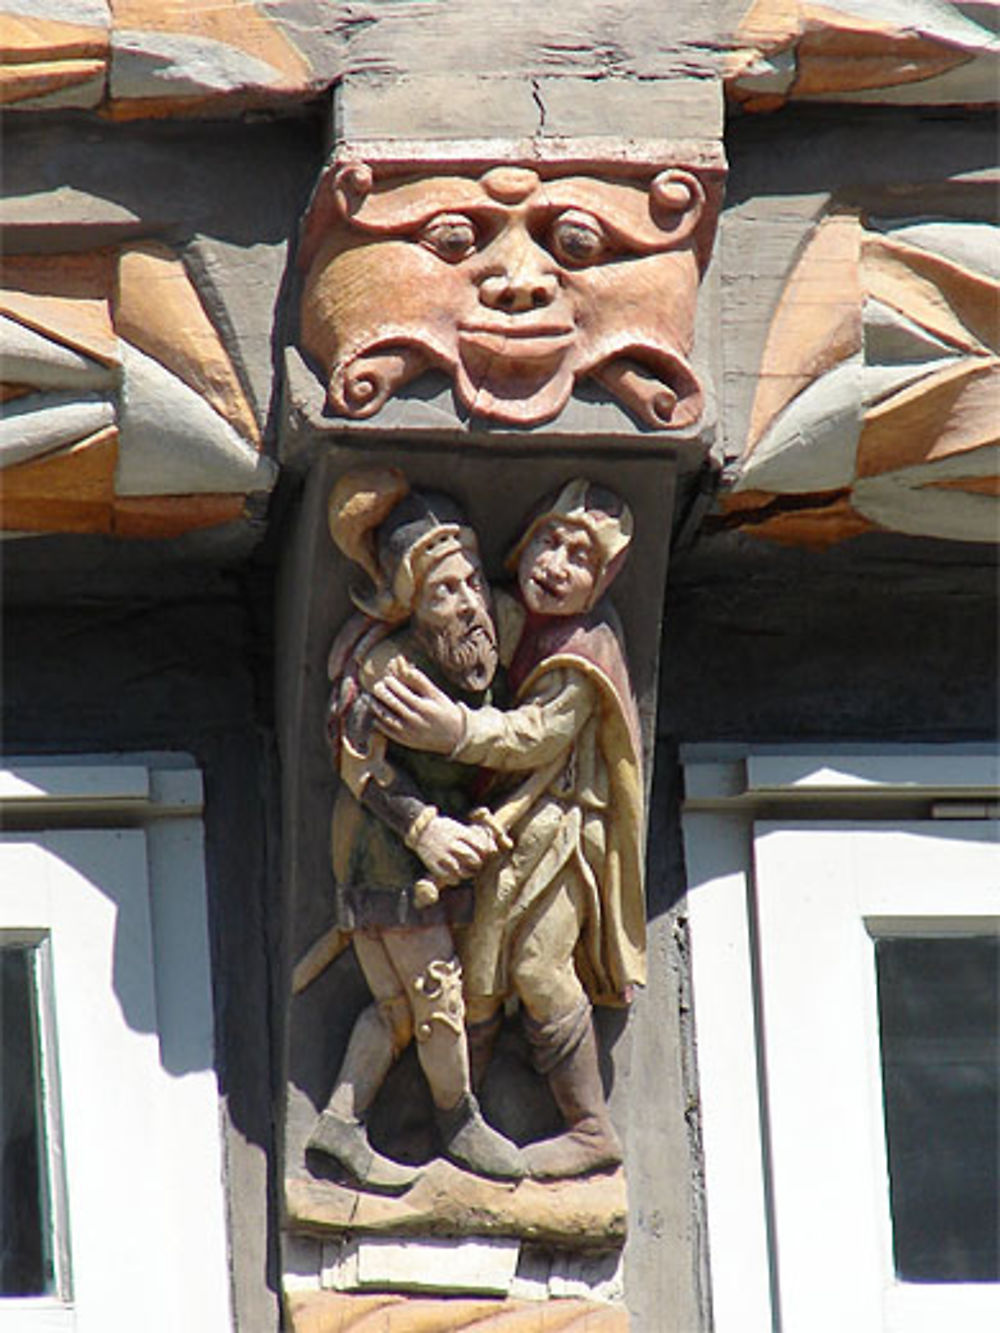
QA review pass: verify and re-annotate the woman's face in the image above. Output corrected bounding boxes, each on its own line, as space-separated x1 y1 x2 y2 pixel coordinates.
518 519 598 617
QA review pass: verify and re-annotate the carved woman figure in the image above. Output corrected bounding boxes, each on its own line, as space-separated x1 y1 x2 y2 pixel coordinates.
372 480 646 1178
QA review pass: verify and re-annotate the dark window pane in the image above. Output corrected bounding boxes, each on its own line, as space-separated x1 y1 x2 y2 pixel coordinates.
876 936 999 1283
0 946 52 1296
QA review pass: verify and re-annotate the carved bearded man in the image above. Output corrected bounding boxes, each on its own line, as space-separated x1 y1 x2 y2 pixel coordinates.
308 468 523 1190
373 480 645 1179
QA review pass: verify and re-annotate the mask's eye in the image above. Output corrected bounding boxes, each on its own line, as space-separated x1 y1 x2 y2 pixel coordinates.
419 214 477 262
549 210 608 266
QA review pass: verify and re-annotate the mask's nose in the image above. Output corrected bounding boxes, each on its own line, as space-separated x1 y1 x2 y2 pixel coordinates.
478 227 558 313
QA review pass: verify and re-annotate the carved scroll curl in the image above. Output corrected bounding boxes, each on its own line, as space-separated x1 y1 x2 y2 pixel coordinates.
328 346 432 419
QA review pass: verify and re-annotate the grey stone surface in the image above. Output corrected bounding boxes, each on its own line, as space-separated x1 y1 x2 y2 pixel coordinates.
259 0 342 87
0 391 115 469
322 0 740 84
1 113 320 555
0 316 116 392
814 55 1000 106
5 72 106 113
110 30 289 101
334 70 724 144
183 237 294 433
282 347 719 469
1 0 109 22
717 194 830 459
534 76 724 141
618 746 706 1333
507 1244 625 1302
0 186 145 248
323 1235 522 1294
1 117 320 248
2 117 320 447
334 73 542 142
873 218 1000 277
736 356 863 493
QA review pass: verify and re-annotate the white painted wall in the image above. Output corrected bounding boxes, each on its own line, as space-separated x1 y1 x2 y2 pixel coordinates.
683 749 1000 1333
0 762 231 1333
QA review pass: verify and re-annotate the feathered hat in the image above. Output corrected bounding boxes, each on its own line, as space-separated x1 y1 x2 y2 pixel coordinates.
328 467 479 623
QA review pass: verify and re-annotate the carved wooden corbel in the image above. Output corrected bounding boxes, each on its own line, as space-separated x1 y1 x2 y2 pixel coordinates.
298 149 724 430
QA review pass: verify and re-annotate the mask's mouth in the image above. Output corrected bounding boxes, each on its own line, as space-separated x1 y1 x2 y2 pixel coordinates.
458 319 574 338
457 322 575 364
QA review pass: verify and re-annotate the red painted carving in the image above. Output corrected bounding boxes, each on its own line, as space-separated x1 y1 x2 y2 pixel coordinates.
300 156 722 429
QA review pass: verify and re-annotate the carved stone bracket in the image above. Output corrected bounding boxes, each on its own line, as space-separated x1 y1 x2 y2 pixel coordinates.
296 141 725 434
0 241 275 539
277 444 681 1320
279 135 723 1326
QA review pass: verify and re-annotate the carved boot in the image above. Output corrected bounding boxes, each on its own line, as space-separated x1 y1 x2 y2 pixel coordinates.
306 1001 421 1195
436 1092 525 1181
522 1006 623 1180
412 957 524 1180
307 1109 421 1194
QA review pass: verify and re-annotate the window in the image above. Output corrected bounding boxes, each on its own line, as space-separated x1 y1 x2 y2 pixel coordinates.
682 748 1000 1333
0 939 58 1299
0 760 232 1333
875 935 998 1284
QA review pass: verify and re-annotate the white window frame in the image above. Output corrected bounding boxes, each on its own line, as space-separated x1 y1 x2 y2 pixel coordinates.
681 745 1000 1333
0 926 71 1330
0 758 233 1333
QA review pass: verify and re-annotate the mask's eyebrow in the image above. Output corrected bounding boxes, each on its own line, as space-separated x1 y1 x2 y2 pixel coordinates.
532 178 689 255
300 171 497 265
340 179 508 237
299 164 707 270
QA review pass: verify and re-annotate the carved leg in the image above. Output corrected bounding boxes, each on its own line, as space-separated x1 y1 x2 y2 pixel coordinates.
306 998 422 1194
522 1002 623 1180
380 928 524 1180
465 1000 504 1092
506 871 620 1176
410 956 524 1181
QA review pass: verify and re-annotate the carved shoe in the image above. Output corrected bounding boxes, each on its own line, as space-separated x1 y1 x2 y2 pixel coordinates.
307 1110 422 1195
523 1012 623 1180
522 1119 623 1180
437 1092 525 1181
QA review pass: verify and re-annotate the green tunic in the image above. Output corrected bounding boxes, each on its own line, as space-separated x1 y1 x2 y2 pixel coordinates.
330 628 498 931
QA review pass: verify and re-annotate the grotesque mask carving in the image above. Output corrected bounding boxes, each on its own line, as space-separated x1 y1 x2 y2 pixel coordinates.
299 157 722 429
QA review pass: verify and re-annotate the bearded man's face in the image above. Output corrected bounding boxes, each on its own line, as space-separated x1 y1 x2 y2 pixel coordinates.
412 549 498 692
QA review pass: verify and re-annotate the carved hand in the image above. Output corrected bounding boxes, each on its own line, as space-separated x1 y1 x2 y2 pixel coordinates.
371 660 464 754
413 815 497 887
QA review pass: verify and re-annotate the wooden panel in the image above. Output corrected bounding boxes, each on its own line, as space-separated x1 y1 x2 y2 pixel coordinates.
0 427 117 534
111 493 246 539
287 1291 628 1332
